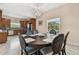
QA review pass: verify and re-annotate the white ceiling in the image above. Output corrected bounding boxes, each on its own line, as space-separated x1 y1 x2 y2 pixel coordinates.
0 3 65 18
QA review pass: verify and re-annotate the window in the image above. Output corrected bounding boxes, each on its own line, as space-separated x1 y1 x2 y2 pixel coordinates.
47 18 61 34
11 22 20 28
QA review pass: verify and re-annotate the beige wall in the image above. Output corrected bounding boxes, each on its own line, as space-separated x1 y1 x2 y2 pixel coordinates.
38 3 79 45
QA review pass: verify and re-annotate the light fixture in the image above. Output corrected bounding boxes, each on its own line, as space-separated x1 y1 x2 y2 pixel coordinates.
30 3 45 19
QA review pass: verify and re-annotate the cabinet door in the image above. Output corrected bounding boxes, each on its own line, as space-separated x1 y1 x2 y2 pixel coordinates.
5 19 10 28
30 18 36 31
0 10 2 18
1 18 5 27
0 18 2 27
14 29 21 35
2 18 10 28
0 32 7 43
20 20 28 28
20 18 36 31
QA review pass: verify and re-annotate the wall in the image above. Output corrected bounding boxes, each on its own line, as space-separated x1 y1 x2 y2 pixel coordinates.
38 3 79 46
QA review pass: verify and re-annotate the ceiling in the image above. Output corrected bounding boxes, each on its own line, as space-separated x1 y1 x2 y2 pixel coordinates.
0 3 65 19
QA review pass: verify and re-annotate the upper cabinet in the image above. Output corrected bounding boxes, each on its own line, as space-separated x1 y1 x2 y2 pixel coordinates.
20 18 36 31
30 18 36 31
0 10 2 18
1 18 11 28
0 9 11 28
20 19 29 28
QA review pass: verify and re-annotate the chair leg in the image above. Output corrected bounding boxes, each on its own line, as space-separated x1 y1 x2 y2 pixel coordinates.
21 50 23 55
62 49 66 55
52 52 56 55
62 50 64 55
24 50 28 55
58 52 61 55
64 49 66 55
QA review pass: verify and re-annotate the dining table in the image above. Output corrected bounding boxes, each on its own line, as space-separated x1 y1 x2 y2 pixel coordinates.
22 33 57 55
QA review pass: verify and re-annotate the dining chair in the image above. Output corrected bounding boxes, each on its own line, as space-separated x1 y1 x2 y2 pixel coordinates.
26 27 32 35
49 29 56 35
43 33 47 39
40 34 64 55
52 34 64 55
19 34 39 55
33 30 39 34
21 27 27 34
62 32 70 55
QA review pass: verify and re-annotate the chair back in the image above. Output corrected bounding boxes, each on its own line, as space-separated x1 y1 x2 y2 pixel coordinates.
52 34 64 54
26 27 32 35
63 32 69 48
19 34 27 50
43 33 47 39
33 30 39 34
49 29 56 35
22 28 27 34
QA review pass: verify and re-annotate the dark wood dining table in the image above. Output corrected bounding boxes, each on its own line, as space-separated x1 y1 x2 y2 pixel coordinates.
23 34 52 55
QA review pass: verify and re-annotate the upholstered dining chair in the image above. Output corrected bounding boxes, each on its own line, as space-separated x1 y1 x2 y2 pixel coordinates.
62 32 70 55
49 29 56 35
33 30 39 34
19 34 39 55
52 34 64 55
40 34 64 55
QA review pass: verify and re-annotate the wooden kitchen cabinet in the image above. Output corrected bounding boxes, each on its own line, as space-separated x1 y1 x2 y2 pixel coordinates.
0 32 7 44
20 18 36 31
14 29 21 35
2 18 11 28
30 18 36 31
0 9 2 18
20 20 29 28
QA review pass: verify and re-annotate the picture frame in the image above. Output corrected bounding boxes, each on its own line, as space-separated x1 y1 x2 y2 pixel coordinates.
39 20 43 26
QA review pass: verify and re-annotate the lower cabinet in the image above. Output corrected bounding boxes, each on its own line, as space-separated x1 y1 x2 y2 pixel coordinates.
8 30 14 35
8 29 21 35
0 32 7 43
14 29 21 35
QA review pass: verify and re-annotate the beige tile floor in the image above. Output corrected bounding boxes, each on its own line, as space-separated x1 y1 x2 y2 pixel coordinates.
0 36 79 55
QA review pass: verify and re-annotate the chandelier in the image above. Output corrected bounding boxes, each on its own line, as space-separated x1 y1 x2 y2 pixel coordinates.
30 3 45 19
